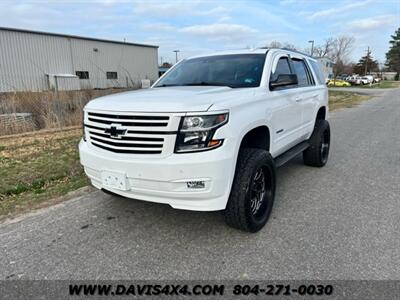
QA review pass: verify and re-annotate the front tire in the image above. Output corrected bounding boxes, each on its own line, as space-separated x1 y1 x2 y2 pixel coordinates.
303 120 331 167
224 148 276 232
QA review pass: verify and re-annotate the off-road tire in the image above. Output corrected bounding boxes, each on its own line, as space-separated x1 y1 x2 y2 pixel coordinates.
224 148 276 232
303 119 331 167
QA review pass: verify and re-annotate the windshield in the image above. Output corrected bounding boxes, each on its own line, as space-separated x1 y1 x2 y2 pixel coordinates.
155 54 266 88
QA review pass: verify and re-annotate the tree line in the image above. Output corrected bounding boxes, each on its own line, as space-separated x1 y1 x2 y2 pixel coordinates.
266 27 399 79
160 28 400 80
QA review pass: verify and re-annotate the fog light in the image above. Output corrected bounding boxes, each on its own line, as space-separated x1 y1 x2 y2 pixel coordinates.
187 181 205 189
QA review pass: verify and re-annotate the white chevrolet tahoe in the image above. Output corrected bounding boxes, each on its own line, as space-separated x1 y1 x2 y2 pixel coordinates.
79 48 330 232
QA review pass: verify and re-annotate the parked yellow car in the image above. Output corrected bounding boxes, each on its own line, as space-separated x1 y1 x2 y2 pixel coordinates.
327 79 351 87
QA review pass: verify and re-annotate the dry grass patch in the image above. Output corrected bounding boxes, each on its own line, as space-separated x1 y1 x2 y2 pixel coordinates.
0 88 131 135
0 128 88 217
329 90 371 111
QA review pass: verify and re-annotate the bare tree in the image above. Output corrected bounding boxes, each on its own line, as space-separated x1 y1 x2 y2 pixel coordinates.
264 41 298 50
331 36 355 63
331 36 355 76
282 43 297 50
311 36 353 60
313 37 335 57
307 35 355 79
268 41 282 48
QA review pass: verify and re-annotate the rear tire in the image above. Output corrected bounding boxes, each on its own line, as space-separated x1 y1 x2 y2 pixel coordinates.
303 120 330 167
224 148 276 232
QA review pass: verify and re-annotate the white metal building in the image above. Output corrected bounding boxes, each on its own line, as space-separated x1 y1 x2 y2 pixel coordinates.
316 57 334 81
0 27 159 92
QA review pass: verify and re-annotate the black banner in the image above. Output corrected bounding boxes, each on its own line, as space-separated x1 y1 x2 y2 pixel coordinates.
1 280 399 299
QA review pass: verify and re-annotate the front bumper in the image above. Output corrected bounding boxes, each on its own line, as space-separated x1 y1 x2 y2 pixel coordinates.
79 140 235 211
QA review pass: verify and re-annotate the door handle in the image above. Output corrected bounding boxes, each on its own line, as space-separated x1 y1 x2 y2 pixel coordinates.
295 97 302 102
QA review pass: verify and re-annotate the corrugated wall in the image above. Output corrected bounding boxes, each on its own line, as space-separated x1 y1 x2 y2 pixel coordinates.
0 29 158 92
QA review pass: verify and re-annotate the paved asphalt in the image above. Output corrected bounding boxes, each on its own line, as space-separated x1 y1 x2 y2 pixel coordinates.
1 88 399 280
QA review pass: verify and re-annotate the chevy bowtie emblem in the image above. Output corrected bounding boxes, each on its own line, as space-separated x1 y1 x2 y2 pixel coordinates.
104 124 127 139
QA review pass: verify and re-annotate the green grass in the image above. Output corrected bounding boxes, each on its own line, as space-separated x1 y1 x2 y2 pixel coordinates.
0 129 89 217
359 81 400 89
328 90 371 110
327 80 400 89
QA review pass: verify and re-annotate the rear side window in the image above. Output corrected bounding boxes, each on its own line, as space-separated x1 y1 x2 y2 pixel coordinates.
309 60 325 85
292 59 313 87
270 57 291 82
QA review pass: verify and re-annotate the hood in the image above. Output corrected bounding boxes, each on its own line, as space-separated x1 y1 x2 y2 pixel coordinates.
85 86 250 113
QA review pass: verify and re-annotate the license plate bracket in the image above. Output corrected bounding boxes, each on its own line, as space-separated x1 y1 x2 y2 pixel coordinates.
101 171 128 191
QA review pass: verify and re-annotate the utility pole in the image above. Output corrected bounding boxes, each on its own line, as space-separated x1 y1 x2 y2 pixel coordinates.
160 56 163 66
364 46 371 75
173 50 180 63
308 40 314 57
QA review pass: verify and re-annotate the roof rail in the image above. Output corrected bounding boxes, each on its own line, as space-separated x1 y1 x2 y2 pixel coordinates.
258 47 314 58
281 47 314 58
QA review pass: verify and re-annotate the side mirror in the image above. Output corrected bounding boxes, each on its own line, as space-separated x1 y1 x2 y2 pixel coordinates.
270 74 298 90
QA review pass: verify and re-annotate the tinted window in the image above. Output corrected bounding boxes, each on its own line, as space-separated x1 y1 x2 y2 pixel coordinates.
292 59 312 87
270 57 291 82
309 60 325 85
155 54 266 88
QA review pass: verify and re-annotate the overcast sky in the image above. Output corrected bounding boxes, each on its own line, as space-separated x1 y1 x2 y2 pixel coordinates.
0 0 399 64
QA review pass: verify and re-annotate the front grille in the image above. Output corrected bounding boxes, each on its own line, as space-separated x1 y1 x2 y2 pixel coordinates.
87 118 168 127
85 112 174 154
87 112 169 120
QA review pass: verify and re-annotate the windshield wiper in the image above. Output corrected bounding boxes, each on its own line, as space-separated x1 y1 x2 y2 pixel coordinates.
154 84 183 87
182 82 232 88
155 82 233 88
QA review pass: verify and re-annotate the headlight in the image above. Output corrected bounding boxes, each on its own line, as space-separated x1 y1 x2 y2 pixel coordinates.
175 113 228 153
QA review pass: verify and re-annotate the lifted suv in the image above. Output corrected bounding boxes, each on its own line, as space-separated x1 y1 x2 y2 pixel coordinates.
79 48 330 232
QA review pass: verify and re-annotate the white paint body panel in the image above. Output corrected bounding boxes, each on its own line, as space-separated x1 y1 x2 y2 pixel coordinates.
79 49 328 211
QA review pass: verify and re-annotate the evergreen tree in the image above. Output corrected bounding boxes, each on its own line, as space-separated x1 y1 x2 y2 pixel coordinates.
385 28 400 77
353 55 379 75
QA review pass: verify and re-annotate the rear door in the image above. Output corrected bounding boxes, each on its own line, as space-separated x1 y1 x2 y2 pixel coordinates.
290 56 318 137
268 53 304 155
